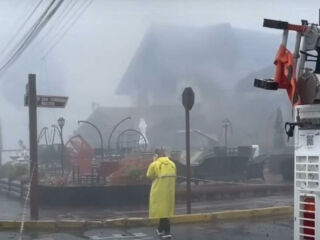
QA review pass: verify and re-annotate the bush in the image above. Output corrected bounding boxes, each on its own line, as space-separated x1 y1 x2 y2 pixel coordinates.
128 168 142 180
0 162 28 181
127 167 148 182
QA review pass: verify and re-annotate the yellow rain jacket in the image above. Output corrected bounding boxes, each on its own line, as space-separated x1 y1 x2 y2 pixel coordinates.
147 157 176 218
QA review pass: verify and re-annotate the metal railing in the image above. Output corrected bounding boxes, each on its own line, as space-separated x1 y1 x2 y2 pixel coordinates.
0 178 28 199
71 165 104 185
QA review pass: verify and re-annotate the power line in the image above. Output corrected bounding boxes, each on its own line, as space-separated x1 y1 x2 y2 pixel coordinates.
0 0 57 71
39 57 59 122
31 0 78 51
0 0 40 52
0 0 65 74
46 0 78 36
42 0 90 57
42 0 94 58
0 0 44 57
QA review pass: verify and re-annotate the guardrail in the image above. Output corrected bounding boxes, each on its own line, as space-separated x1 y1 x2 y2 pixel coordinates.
0 178 28 199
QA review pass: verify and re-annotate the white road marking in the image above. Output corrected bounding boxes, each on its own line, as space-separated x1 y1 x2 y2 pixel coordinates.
90 232 153 240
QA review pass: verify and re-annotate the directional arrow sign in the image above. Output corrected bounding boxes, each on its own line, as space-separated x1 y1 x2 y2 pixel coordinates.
24 95 68 108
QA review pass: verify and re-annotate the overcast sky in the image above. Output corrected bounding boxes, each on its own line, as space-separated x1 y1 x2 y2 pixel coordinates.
0 0 319 149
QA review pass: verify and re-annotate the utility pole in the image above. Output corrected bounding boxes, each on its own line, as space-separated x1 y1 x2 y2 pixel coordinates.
24 74 68 220
182 87 195 214
27 74 39 220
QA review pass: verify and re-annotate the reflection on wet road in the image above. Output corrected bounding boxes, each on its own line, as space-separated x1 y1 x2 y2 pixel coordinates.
0 217 293 240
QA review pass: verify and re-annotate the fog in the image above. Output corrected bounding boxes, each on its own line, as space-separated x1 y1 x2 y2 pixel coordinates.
0 0 319 152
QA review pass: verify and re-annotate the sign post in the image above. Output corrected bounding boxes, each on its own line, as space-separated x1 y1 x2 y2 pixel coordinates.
27 74 39 220
182 87 194 214
25 74 68 220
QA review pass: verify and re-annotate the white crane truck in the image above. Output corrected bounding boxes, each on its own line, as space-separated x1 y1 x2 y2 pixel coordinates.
254 15 320 240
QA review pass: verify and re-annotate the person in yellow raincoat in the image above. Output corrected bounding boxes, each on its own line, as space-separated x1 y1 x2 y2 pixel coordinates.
147 149 176 239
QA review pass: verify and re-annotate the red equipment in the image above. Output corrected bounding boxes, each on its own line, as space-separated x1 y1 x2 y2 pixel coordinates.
273 45 300 105
253 18 320 106
65 135 94 175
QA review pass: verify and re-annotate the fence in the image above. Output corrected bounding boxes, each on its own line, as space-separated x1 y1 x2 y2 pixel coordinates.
0 178 28 199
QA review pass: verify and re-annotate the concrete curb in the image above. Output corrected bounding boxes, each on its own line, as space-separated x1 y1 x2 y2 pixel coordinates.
0 206 293 231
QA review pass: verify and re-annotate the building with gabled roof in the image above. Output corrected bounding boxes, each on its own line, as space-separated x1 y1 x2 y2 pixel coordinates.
116 23 279 106
78 23 290 152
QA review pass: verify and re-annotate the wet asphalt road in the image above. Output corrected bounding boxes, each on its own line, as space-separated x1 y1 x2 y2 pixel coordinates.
0 193 293 220
0 217 293 240
0 192 293 239
0 193 25 220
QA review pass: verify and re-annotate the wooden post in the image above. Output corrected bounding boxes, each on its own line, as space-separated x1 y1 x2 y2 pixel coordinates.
28 74 39 220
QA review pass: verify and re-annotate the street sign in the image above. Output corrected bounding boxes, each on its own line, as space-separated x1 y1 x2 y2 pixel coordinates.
182 87 195 110
24 95 68 108
182 87 195 214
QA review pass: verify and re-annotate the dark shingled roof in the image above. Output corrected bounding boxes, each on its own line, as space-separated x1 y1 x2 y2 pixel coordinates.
116 23 279 96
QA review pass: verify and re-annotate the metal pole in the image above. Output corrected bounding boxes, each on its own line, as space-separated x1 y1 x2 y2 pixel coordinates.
107 117 131 154
281 29 289 47
77 166 80 184
60 126 64 176
28 74 39 220
78 121 104 160
72 166 75 184
222 119 231 149
185 108 191 214
298 34 307 78
224 124 228 148
51 125 63 176
37 127 48 144
116 128 148 153
293 32 302 60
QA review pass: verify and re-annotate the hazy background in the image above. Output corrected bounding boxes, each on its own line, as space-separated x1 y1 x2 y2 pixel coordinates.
0 0 319 151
